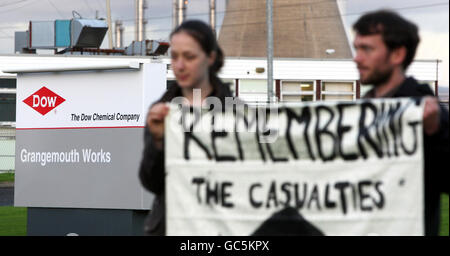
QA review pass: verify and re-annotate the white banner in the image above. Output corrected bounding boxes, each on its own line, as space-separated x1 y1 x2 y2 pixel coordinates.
166 98 425 235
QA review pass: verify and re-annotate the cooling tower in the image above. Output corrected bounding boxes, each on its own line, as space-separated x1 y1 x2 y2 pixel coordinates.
218 0 352 58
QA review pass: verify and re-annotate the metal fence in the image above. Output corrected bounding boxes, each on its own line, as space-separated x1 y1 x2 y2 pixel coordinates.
0 126 15 173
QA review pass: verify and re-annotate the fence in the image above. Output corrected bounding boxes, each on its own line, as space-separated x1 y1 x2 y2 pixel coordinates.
0 125 15 173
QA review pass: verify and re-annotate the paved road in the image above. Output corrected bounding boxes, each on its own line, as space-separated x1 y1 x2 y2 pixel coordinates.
0 185 14 206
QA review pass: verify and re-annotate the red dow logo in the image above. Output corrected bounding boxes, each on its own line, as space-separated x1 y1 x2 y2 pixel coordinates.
23 86 66 115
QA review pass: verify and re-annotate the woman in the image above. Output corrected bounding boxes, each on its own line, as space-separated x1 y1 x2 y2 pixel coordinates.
139 20 232 236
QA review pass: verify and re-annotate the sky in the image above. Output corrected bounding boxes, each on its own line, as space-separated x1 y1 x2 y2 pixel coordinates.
0 0 448 89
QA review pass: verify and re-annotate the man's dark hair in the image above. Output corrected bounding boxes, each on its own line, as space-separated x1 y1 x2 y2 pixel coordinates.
353 10 420 70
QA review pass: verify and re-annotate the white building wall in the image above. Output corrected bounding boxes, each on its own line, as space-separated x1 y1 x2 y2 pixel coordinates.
1 55 439 82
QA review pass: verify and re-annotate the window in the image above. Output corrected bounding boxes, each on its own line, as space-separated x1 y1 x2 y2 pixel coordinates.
0 79 16 122
0 79 16 89
280 81 315 102
322 81 355 101
239 79 273 103
0 93 16 122
322 95 353 101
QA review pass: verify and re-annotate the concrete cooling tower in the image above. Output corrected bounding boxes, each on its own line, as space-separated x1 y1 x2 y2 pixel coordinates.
218 0 352 58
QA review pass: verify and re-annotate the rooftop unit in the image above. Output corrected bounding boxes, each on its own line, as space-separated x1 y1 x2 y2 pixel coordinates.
124 40 170 56
14 19 168 56
14 19 108 53
71 19 108 48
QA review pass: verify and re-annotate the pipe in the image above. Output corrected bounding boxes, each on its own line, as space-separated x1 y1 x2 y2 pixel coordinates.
209 0 216 34
172 0 177 30
106 0 113 48
115 20 123 48
173 0 188 29
136 0 144 41
143 0 147 41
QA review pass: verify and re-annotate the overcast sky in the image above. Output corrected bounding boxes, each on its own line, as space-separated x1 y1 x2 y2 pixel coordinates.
0 0 448 87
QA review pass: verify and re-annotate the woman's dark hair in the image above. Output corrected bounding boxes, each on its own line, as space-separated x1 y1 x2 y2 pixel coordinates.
353 10 420 70
170 20 224 88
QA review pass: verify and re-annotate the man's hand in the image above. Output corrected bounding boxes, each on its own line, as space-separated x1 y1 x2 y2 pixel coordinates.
147 103 169 149
423 96 441 136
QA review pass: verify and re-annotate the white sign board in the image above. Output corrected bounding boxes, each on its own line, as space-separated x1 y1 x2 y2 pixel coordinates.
166 98 425 235
15 63 165 210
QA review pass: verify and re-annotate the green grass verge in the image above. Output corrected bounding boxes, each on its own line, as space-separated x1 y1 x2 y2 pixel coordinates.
0 207 27 236
0 173 14 183
441 194 449 236
0 195 447 236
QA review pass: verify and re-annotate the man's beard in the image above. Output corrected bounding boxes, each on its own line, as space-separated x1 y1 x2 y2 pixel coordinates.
361 66 393 87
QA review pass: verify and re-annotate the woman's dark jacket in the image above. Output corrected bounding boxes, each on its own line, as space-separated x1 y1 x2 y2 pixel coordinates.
365 77 449 236
139 81 233 235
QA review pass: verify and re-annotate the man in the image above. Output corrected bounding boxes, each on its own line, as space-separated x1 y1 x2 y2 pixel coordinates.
353 10 449 236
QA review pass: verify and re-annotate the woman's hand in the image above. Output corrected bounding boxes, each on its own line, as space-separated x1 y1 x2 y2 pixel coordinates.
147 103 169 149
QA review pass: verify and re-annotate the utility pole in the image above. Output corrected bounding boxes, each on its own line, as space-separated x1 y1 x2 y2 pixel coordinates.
266 0 274 102
106 0 113 48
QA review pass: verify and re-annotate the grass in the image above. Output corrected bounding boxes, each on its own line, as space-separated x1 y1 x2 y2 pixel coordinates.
440 194 449 236
0 172 14 183
0 206 27 236
0 173 24 236
0 190 447 236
